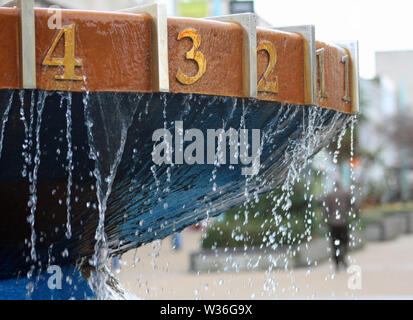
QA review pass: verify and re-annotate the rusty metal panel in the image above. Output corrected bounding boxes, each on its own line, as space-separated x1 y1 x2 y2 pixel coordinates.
256 28 307 106
0 8 20 90
275 25 316 105
206 13 257 98
119 2 169 93
0 7 360 114
333 41 360 113
34 8 153 93
315 41 353 114
167 17 245 98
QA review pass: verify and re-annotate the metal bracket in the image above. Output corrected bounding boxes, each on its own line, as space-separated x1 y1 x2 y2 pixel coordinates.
274 25 316 106
119 2 169 93
2 1 16 7
206 13 257 98
4 0 37 89
333 41 360 114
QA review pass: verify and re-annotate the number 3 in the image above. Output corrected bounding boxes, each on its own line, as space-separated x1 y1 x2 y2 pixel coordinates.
176 29 207 85
257 40 278 94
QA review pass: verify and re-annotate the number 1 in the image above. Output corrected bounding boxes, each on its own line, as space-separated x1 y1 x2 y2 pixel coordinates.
316 48 328 98
342 55 351 102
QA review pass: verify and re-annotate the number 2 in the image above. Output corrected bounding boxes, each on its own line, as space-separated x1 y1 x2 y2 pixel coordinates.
176 29 207 85
42 24 83 81
257 40 278 94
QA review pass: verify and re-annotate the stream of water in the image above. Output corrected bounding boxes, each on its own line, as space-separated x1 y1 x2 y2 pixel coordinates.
0 90 355 299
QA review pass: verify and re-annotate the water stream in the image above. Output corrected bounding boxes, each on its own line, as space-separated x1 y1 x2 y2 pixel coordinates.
0 89 355 299
84 92 141 299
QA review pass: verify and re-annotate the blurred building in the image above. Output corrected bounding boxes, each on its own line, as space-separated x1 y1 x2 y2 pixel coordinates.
376 51 413 111
171 0 254 17
376 51 413 201
358 77 401 202
355 50 413 202
172 0 270 25
0 0 271 25
0 0 138 10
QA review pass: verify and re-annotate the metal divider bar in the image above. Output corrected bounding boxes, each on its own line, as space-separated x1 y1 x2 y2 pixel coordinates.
333 41 360 113
17 0 36 89
119 2 170 93
206 13 257 98
2 0 37 89
275 25 316 106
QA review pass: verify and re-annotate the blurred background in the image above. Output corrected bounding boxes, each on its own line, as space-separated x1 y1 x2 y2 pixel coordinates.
2 0 413 299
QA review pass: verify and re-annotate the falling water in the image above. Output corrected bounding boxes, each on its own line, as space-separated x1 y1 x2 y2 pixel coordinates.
27 91 49 262
84 91 108 298
19 91 31 179
88 94 351 299
0 92 14 160
348 114 359 253
0 88 355 299
197 103 354 298
152 93 170 272
65 92 73 239
84 92 140 299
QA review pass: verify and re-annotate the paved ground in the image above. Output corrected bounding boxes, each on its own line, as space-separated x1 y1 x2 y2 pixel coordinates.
117 230 413 299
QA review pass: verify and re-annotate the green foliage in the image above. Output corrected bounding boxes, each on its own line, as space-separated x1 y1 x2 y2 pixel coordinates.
202 177 324 249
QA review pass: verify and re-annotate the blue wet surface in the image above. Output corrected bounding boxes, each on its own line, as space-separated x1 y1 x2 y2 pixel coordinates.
0 265 94 300
0 90 351 281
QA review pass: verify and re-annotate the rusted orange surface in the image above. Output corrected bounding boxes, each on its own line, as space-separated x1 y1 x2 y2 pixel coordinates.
0 8 153 92
0 8 357 113
168 17 244 98
0 8 20 89
316 41 352 114
36 9 153 92
256 28 306 106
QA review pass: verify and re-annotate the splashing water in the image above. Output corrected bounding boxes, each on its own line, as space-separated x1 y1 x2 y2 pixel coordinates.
0 91 14 160
19 91 32 179
65 92 73 240
197 103 354 298
0 89 354 300
27 91 50 262
84 92 141 299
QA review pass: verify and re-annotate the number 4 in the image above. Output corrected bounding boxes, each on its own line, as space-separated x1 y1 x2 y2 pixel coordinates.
42 24 83 81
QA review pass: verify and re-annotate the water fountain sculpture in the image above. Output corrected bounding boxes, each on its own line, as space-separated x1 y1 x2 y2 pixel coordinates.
0 1 359 299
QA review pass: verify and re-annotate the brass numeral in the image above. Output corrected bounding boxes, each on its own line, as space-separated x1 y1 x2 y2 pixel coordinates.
257 40 278 94
42 24 83 81
316 48 328 98
341 55 351 102
176 29 207 85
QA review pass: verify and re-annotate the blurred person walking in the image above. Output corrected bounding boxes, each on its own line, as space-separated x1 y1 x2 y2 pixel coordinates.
321 183 353 271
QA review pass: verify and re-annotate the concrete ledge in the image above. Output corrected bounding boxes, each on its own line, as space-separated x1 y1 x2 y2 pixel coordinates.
191 232 364 273
364 221 382 242
350 230 366 250
364 214 404 242
390 211 413 234
190 247 293 273
407 212 413 234
294 238 330 268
